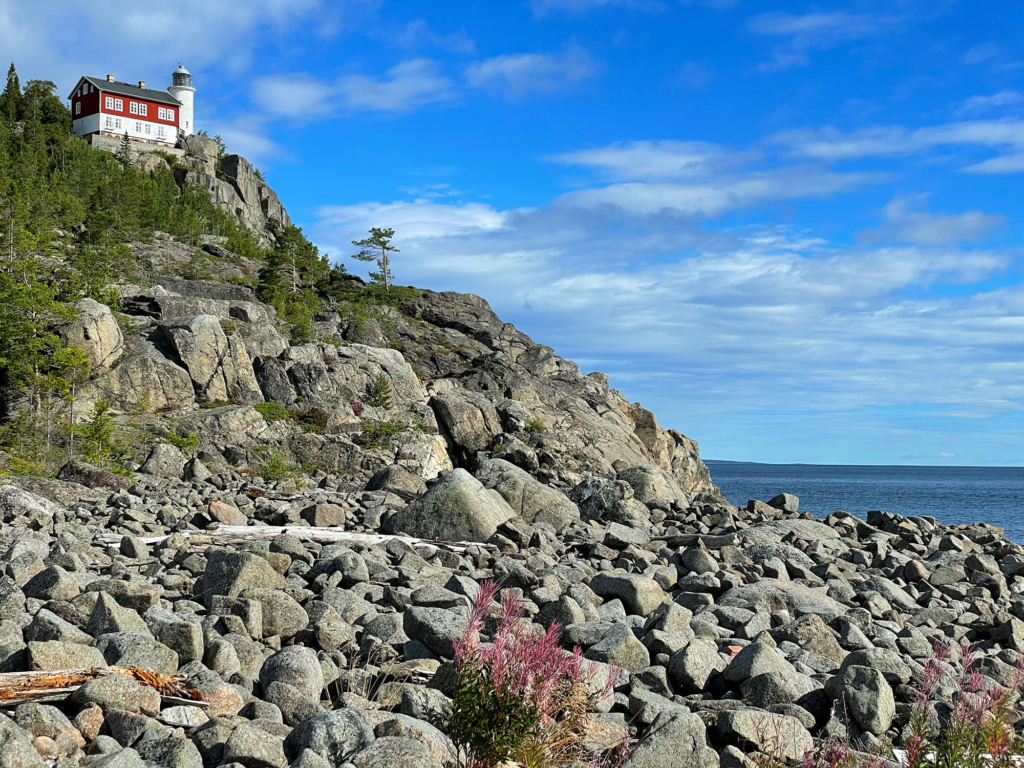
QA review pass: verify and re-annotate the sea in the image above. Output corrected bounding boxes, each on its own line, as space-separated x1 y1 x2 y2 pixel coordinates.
704 461 1024 543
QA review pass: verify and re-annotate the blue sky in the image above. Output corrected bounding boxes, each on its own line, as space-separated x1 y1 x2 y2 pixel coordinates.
4 0 1023 466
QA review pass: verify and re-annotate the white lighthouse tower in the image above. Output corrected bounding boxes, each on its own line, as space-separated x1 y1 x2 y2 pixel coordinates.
168 64 195 136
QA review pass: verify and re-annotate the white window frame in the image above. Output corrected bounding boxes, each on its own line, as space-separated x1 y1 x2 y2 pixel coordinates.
129 102 138 115
114 98 123 111
157 125 166 139
138 103 147 117
144 123 151 135
104 96 114 110
105 116 113 129
114 117 122 130
75 102 81 115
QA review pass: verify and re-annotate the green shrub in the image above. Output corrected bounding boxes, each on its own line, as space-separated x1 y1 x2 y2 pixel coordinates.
164 429 199 456
258 450 301 483
357 418 405 449
294 408 328 434
219 318 237 336
524 415 546 434
366 373 393 409
254 402 290 422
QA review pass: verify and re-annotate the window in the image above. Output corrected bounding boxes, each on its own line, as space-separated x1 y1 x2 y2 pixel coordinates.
157 126 166 139
114 118 122 130
105 116 112 129
135 121 142 133
144 123 151 135
114 98 123 111
129 102 138 114
75 102 81 115
138 103 147 116
105 96 114 109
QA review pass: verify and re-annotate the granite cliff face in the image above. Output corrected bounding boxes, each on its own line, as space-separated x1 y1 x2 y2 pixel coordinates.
62 260 718 508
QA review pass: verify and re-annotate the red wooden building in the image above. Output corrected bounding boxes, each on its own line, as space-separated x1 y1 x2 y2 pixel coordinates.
68 74 182 146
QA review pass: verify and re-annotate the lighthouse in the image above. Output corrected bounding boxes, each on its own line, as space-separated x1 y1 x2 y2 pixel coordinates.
168 64 195 136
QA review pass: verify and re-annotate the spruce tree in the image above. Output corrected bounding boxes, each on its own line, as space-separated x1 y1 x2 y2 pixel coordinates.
0 63 21 121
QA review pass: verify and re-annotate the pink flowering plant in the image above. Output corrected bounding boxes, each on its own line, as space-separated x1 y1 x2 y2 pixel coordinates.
448 580 624 768
904 641 1024 768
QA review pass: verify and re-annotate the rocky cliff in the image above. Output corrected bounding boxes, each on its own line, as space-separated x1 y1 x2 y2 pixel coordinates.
62 250 718 508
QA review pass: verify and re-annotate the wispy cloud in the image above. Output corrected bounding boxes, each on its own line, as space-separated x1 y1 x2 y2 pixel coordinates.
546 138 882 217
465 45 597 97
859 197 1005 245
550 140 748 181
337 59 456 112
252 59 456 117
529 0 663 18
957 91 1024 114
770 119 1024 173
394 19 475 54
746 11 890 70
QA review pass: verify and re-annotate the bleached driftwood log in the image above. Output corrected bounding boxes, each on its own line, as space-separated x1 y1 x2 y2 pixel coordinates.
0 667 209 708
95 524 494 554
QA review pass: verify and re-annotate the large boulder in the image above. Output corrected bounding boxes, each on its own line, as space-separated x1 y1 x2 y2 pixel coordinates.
201 550 287 610
283 710 375 765
617 464 685 504
623 712 718 768
383 469 514 543
91 352 196 412
430 391 503 464
475 459 579 533
718 580 847 621
837 665 895 736
260 646 324 701
716 710 812 762
568 477 651 527
161 314 263 404
59 298 124 370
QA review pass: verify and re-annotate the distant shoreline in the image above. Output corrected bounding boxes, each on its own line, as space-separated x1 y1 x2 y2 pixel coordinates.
705 459 1024 470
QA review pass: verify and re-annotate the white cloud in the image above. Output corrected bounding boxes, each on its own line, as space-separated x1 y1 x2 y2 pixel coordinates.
529 0 662 17
252 59 456 118
860 197 1005 245
746 11 888 70
554 168 880 218
545 139 882 217
770 119 1024 173
0 0 333 87
336 59 456 112
958 91 1024 114
963 154 1024 174
963 41 1005 65
394 19 475 54
550 140 747 181
465 45 597 97
252 74 340 118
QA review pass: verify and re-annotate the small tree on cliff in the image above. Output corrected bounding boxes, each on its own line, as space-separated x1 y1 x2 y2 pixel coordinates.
351 227 398 291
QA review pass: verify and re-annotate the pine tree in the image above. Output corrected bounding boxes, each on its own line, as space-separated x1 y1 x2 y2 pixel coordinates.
351 227 399 291
0 63 22 121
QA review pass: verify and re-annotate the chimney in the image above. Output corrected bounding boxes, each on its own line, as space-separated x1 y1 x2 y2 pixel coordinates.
106 74 114 82
138 80 146 89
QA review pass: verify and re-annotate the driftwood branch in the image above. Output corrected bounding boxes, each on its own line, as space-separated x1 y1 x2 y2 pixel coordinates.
95 524 494 554
0 667 208 707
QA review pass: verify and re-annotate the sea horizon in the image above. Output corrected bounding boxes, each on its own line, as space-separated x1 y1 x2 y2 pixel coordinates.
706 459 1024 469
704 460 1024 542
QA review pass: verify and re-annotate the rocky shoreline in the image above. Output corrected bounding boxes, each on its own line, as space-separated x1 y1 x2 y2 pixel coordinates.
3 273 1024 767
